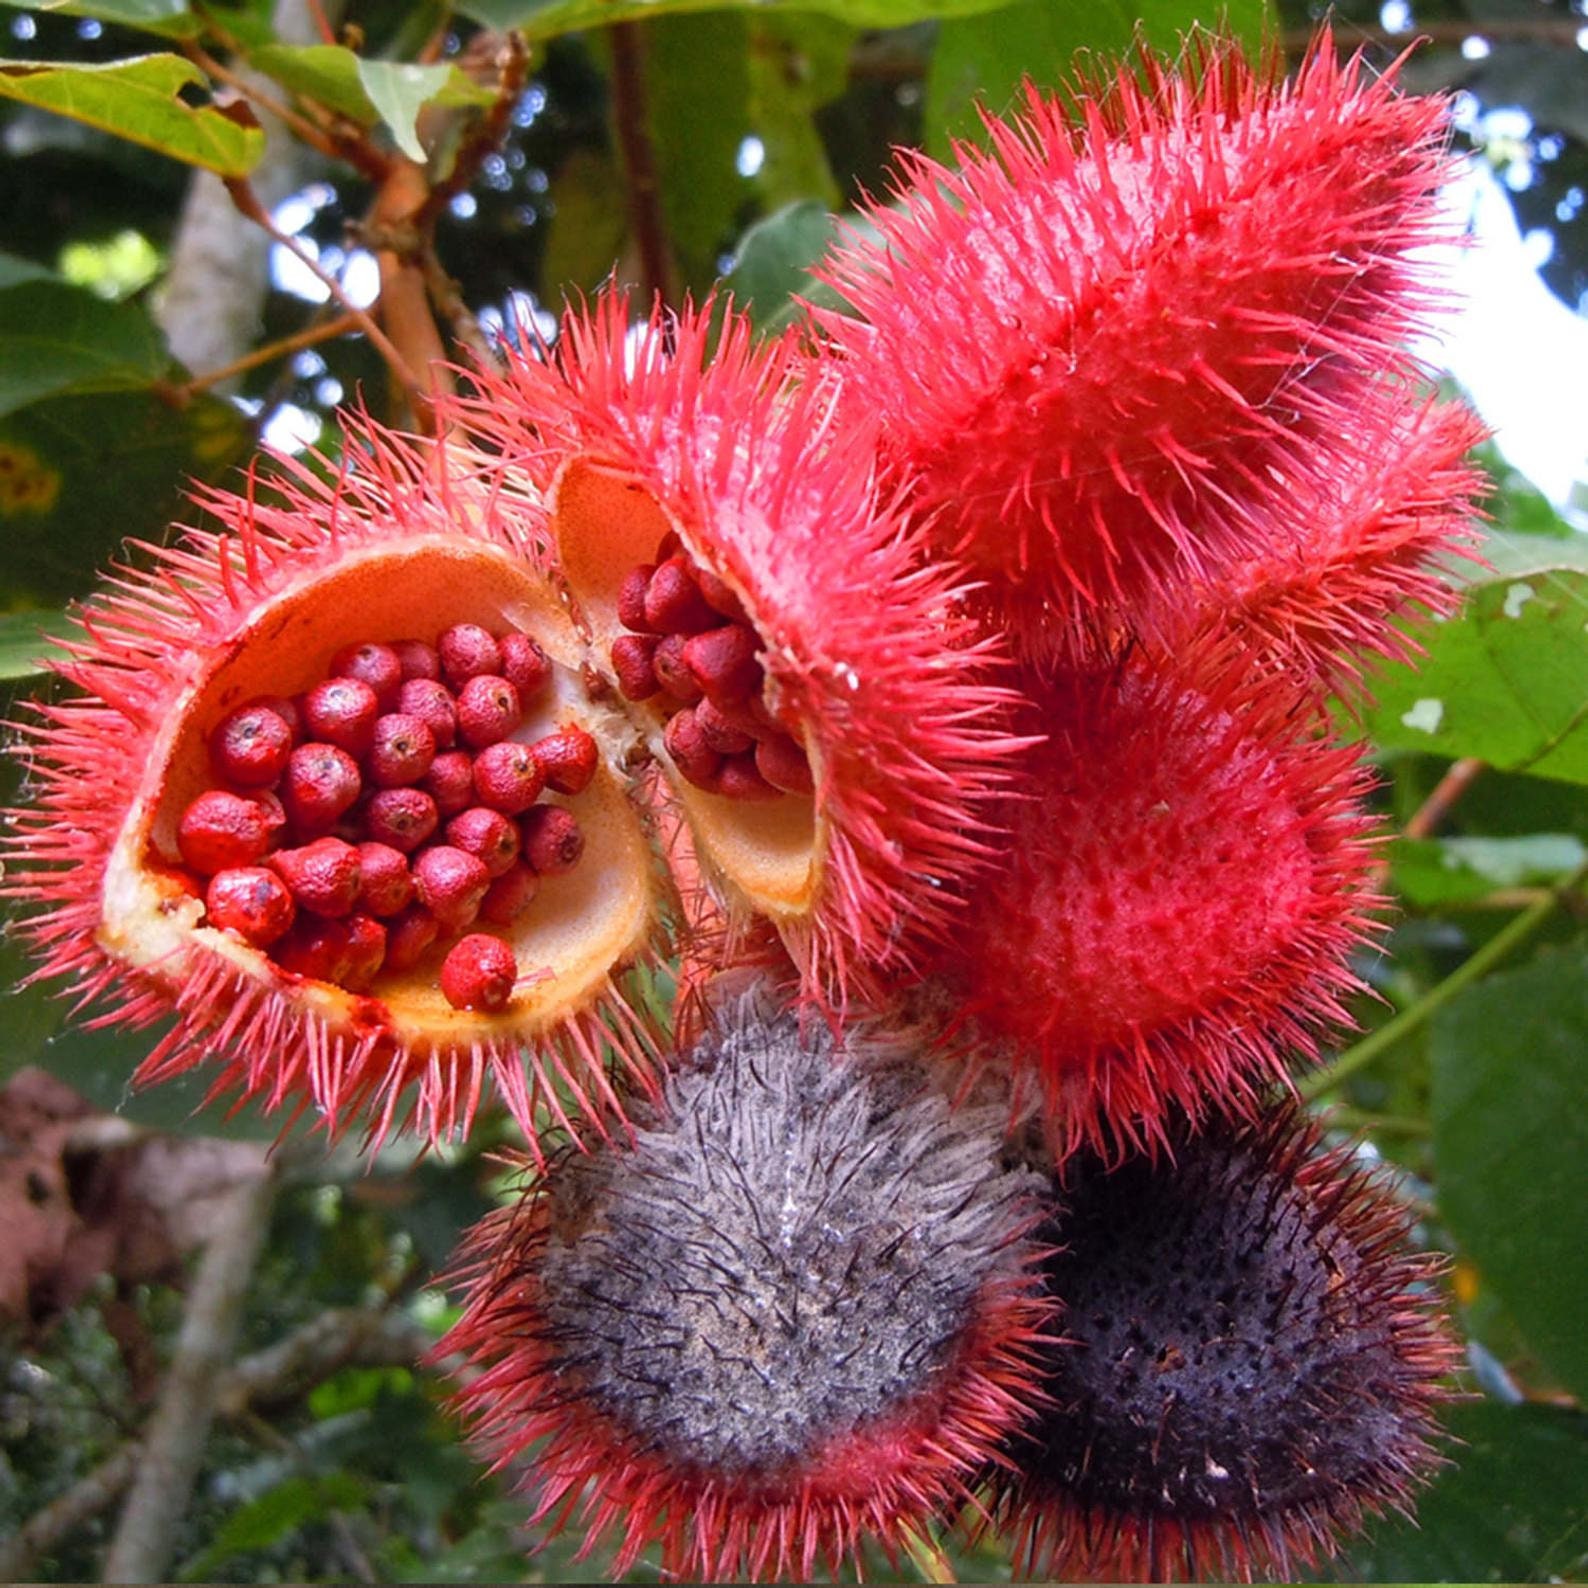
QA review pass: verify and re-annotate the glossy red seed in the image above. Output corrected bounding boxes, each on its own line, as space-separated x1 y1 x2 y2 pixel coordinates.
499 632 553 703
384 906 440 973
422 750 475 818
471 741 545 815
270 837 362 918
479 861 540 926
204 867 296 946
413 845 491 932
396 678 458 749
178 791 279 876
755 732 814 795
662 707 723 791
695 697 755 756
367 712 437 789
652 632 703 704
696 565 750 624
446 806 520 878
530 727 599 795
643 556 719 634
617 563 657 632
280 743 363 833
301 677 380 757
393 639 441 682
440 934 518 1013
209 703 293 787
456 675 523 750
438 623 503 690
330 641 403 709
356 842 414 916
273 918 356 984
684 623 762 705
519 804 585 875
610 634 661 701
363 787 439 853
252 694 303 743
340 914 387 992
718 751 783 801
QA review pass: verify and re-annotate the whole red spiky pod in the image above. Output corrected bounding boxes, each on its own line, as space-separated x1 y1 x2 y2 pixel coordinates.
444 292 1032 1008
817 34 1459 658
1188 390 1489 693
932 640 1380 1159
439 981 1052 1582
989 1107 1458 1581
2 419 669 1150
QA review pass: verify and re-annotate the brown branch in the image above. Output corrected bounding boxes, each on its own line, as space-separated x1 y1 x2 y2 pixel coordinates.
165 308 363 400
183 39 347 170
609 21 675 310
421 31 531 227
1404 756 1486 843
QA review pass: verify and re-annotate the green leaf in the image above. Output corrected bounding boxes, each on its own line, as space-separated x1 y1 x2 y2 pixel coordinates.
926 0 1273 157
248 45 497 134
0 279 167 419
462 0 1026 34
356 58 483 162
1392 833 1587 907
0 251 55 288
0 609 72 679
1432 940 1588 1400
178 1473 370 1580
723 198 839 328
1339 1400 1588 1582
0 55 265 175
0 0 201 38
746 13 850 212
1361 569 1588 785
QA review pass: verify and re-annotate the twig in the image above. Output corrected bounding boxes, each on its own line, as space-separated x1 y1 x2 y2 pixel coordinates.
101 1169 278 1584
166 309 363 399
0 1446 143 1583
420 246 497 371
609 21 675 309
1299 858 1588 1102
1404 757 1486 842
183 39 348 171
420 31 531 226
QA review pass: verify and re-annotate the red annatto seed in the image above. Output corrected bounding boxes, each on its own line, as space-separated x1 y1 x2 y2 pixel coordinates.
251 789 288 840
652 633 703 704
330 641 403 709
281 743 363 833
356 842 414 916
755 732 814 795
447 806 521 878
302 677 380 757
252 694 303 743
177 790 279 876
440 934 518 1013
273 918 356 984
414 846 492 932
696 564 750 624
393 639 440 682
209 703 294 788
472 741 545 815
610 634 660 701
363 787 439 853
695 697 754 756
683 623 762 705
499 632 553 703
617 564 657 632
423 751 475 818
204 867 296 947
384 906 440 973
717 751 782 801
367 712 438 789
270 837 362 918
643 556 720 634
396 678 458 749
531 728 599 795
438 623 503 690
479 861 540 926
662 708 723 790
519 805 585 876
340 914 387 992
456 675 523 750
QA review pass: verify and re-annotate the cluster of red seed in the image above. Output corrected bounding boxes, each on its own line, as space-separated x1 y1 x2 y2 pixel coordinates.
608 539 813 801
173 623 597 1013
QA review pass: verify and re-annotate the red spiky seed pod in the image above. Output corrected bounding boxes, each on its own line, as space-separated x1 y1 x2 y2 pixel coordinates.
816 35 1460 659
933 639 1379 1160
1 416 670 1150
440 981 1052 1581
990 1107 1458 1582
443 293 1030 1007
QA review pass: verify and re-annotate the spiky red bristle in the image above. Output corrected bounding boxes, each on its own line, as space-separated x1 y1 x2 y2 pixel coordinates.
933 640 1381 1160
438 985 1053 1581
990 1106 1458 1581
444 293 1033 1008
2 422 665 1152
816 34 1459 659
1188 390 1488 695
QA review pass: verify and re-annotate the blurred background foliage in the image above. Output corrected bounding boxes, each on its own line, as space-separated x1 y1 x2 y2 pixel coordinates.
0 0 1586 1580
